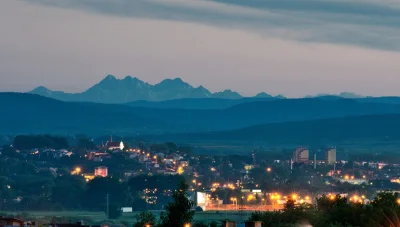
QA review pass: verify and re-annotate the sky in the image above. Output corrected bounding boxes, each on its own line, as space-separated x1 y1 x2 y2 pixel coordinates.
1 0 400 97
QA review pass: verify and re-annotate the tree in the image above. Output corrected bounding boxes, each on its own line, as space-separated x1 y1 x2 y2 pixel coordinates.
123 142 131 151
371 191 400 211
84 177 128 210
165 142 178 153
13 135 68 150
51 175 86 209
192 223 207 227
159 180 195 227
133 211 157 227
367 209 400 227
77 138 96 150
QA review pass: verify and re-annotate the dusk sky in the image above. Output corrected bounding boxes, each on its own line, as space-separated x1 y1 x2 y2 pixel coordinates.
1 0 400 97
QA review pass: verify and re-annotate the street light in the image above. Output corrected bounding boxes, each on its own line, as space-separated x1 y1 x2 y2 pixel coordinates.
184 223 191 227
270 193 281 205
72 167 82 175
230 198 238 208
267 167 272 172
178 166 184 174
350 195 362 203
247 195 255 201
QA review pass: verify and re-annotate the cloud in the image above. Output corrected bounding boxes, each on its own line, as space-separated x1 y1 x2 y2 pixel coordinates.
22 0 400 50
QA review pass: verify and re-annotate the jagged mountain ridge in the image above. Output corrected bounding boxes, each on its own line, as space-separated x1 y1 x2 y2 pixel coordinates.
29 75 281 103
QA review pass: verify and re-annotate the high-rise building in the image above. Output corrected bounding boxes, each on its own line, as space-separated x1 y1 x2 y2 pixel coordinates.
293 147 309 163
325 148 336 164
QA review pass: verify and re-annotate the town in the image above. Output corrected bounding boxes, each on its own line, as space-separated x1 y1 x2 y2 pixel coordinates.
2 134 400 226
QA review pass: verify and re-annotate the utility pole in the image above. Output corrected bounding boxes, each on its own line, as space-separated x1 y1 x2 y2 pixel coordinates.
106 194 109 220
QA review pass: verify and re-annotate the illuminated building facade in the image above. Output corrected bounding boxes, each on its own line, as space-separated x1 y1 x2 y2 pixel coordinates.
94 166 108 177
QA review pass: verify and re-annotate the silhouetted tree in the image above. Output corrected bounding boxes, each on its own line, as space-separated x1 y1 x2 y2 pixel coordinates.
159 180 194 227
133 211 157 227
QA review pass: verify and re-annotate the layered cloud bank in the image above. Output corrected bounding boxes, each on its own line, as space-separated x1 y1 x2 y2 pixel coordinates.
24 0 400 50
1 0 400 97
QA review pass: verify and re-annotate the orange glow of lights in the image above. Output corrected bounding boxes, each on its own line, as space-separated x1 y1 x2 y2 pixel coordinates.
247 195 255 201
178 167 184 174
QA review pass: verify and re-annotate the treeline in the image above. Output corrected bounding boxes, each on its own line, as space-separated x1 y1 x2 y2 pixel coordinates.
13 135 69 150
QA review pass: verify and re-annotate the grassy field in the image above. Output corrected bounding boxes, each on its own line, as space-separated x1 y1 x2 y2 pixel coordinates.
8 210 253 226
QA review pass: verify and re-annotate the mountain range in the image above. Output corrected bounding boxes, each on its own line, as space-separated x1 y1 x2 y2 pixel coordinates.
29 75 282 103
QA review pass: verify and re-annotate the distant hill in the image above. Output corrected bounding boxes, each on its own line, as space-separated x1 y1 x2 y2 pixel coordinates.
0 92 170 135
255 92 274 98
154 114 400 145
126 97 277 109
5 93 400 135
126 96 400 110
355 97 400 105
307 92 365 99
30 75 281 103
